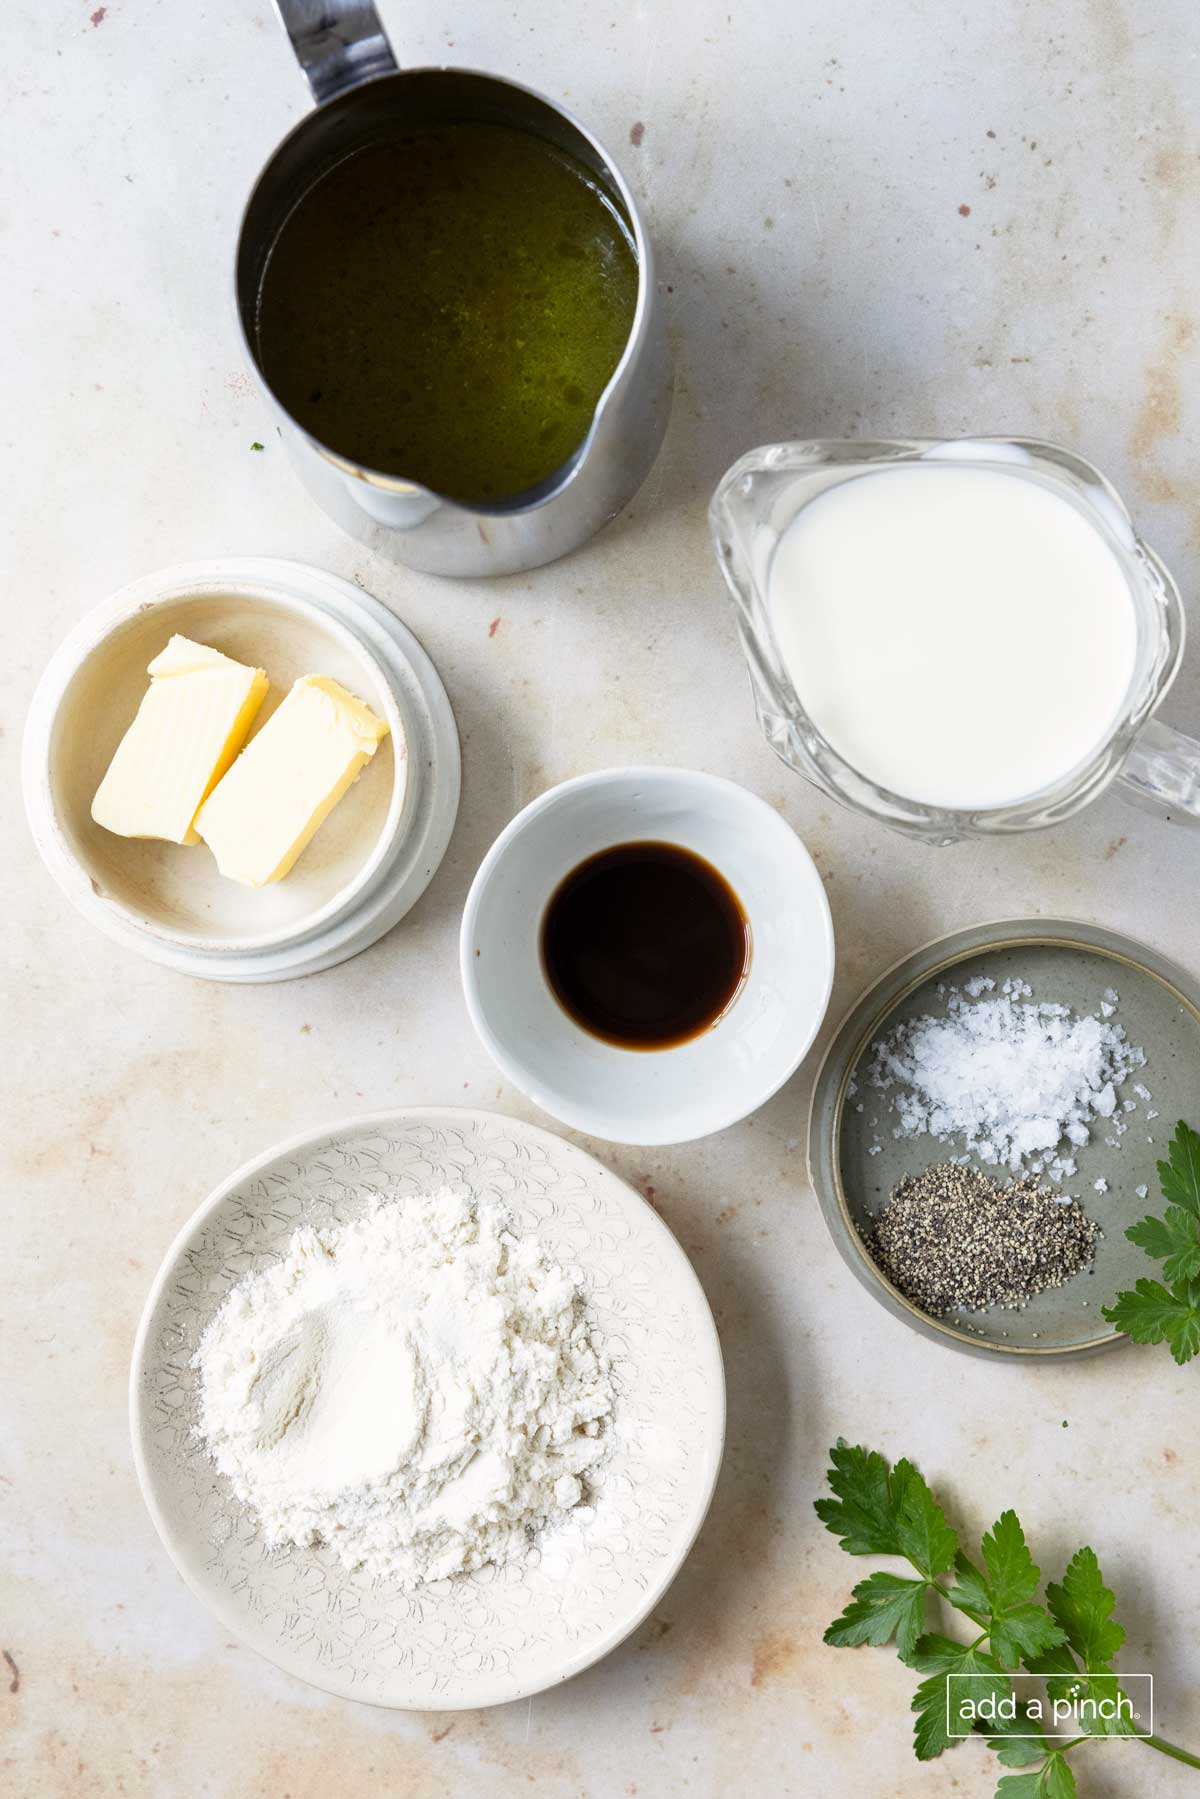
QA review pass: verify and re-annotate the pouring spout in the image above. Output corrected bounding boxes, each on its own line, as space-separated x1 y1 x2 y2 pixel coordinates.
271 0 398 106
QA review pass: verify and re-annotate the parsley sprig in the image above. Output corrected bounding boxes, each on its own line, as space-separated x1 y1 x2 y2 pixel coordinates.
1103 1120 1200 1363
817 1441 1200 1794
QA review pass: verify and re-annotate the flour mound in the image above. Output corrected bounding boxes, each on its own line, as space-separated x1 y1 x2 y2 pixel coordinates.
193 1188 613 1587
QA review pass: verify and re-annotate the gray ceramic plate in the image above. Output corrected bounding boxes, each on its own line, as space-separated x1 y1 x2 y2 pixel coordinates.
808 919 1200 1360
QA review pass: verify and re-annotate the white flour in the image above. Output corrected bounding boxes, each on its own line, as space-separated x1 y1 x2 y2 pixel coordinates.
193 1188 613 1587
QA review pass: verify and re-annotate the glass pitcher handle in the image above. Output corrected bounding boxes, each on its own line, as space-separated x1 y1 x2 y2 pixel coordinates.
271 1 398 105
1118 716 1200 825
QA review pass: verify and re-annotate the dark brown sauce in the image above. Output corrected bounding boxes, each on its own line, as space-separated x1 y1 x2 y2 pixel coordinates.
540 841 751 1050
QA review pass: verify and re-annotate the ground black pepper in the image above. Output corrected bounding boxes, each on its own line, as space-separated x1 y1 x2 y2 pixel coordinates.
864 1162 1101 1316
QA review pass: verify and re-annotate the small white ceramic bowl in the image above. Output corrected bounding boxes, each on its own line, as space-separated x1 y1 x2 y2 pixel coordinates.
22 559 461 982
460 767 835 1144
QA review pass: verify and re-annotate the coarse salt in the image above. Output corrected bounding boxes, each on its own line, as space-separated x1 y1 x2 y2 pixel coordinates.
864 984 1146 1178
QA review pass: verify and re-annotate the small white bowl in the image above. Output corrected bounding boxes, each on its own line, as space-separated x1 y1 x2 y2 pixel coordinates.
460 767 835 1144
22 559 461 983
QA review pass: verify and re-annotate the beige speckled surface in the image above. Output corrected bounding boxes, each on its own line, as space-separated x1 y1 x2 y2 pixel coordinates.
4 1 1200 1795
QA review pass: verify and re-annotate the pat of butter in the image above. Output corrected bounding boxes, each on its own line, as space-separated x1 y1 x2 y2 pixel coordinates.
195 675 390 887
91 636 269 845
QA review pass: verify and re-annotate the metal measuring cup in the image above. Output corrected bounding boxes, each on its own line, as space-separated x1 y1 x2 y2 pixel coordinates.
236 2 672 578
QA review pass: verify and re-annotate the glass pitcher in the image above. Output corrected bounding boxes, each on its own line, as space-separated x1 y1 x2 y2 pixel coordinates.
709 437 1200 845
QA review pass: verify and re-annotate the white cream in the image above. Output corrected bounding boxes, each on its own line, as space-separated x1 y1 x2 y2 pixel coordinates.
766 464 1138 810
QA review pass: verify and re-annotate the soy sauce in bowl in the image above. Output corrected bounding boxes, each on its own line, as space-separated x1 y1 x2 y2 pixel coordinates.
540 841 751 1050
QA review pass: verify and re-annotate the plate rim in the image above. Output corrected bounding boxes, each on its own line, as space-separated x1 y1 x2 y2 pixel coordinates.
129 1104 727 1709
807 916 1200 1362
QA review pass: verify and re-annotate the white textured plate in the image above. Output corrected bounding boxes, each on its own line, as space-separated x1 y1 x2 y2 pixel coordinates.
130 1108 725 1709
22 559 461 982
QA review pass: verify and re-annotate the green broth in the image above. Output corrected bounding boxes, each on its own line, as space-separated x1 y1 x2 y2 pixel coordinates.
255 122 639 503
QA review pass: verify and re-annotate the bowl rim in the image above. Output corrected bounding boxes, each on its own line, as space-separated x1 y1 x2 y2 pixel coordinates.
128 1104 727 1709
22 560 410 956
459 765 836 1145
806 916 1200 1361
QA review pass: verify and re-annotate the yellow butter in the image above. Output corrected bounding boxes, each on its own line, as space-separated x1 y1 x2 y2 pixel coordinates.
91 635 269 845
195 675 390 887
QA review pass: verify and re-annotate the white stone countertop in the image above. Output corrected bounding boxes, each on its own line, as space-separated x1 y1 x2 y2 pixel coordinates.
3 1 1200 1794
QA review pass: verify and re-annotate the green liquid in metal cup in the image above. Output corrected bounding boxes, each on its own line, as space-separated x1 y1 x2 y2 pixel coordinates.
254 121 640 504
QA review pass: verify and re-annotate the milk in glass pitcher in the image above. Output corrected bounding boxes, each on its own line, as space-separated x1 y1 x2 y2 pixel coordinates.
710 438 1200 845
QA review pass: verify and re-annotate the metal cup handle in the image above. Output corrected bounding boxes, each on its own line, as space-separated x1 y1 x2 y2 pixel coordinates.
271 0 398 105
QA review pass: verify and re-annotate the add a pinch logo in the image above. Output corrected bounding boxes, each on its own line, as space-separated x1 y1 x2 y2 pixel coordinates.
947 1670 1154 1741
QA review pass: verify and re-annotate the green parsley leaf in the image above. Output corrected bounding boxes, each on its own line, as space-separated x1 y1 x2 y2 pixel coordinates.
250 440 265 451
1105 1120 1200 1364
1023 1640 1078 1679
990 1603 1068 1672
984 1699 1049 1766
824 1571 928 1659
891 1457 959 1577
1075 1672 1139 1738
1176 1290 1200 1364
1163 1226 1200 1287
1104 1276 1180 1341
1045 1547 1124 1668
909 1636 1009 1760
907 1632 973 1673
983 1511 1041 1612
995 1754 1077 1798
1032 1655 1138 1740
814 1441 957 1575
946 1549 992 1618
949 1514 1066 1670
995 1774 1044 1799
1159 1119 1200 1216
1103 1277 1200 1364
1041 1756 1078 1799
1127 1206 1200 1283
815 1441 901 1556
